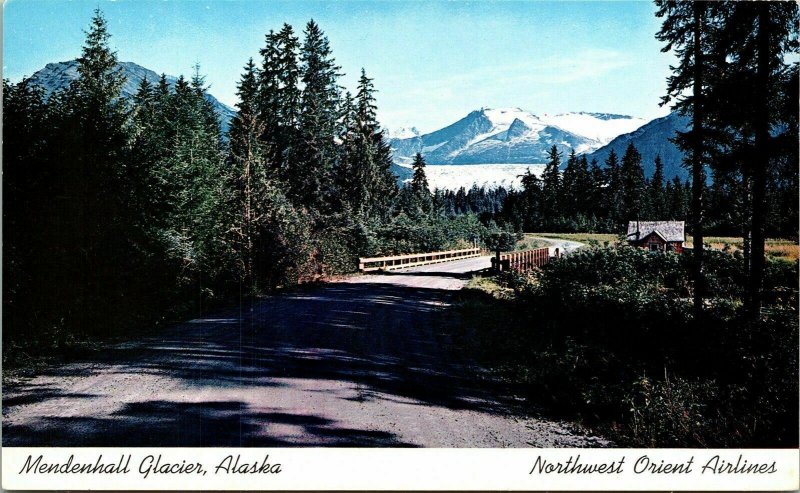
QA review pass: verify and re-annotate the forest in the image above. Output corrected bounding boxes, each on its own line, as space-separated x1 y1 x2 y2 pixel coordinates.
3 12 497 349
4 3 798 351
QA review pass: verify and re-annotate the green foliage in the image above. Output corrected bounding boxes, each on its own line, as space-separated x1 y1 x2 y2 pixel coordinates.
456 246 798 447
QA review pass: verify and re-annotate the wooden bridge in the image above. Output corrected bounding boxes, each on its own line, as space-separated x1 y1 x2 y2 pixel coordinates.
358 247 482 272
358 246 556 274
495 247 553 273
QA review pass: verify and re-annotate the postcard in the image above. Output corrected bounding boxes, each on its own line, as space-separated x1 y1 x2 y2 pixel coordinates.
3 0 798 490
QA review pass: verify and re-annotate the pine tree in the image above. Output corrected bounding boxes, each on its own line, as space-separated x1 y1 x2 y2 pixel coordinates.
540 145 561 226
656 0 722 316
588 158 606 221
229 59 261 162
3 78 54 343
59 8 138 336
349 69 397 220
296 20 342 213
519 168 542 231
709 1 799 317
560 149 580 217
258 24 302 178
620 142 647 221
648 154 667 218
575 155 593 217
603 149 623 227
410 153 432 214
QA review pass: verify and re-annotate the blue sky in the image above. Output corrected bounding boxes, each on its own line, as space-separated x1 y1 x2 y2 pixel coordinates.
4 0 675 132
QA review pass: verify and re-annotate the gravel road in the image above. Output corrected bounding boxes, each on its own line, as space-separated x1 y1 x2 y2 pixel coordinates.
3 255 606 447
525 237 585 256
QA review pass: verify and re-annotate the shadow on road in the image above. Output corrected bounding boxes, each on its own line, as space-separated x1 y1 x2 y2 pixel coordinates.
3 281 524 447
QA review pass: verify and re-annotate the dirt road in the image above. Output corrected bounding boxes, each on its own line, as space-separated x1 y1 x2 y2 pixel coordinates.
3 256 606 447
526 236 585 256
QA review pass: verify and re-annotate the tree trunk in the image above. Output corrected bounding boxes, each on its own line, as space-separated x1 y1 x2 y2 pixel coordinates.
691 1 706 318
748 5 771 319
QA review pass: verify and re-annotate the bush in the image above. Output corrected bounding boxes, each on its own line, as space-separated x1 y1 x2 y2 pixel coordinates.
457 245 799 447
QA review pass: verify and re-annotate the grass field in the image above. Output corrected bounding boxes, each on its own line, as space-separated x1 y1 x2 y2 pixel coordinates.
688 236 799 262
526 232 798 262
525 232 621 247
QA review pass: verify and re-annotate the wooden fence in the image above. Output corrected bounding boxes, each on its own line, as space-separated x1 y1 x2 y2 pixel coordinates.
494 247 553 273
358 247 481 272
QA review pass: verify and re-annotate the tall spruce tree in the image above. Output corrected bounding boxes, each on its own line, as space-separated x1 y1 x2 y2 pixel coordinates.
410 153 432 214
352 69 397 220
561 149 580 217
57 8 140 336
648 154 667 218
656 0 722 316
709 1 799 317
296 20 342 213
540 145 562 225
603 149 623 227
620 143 647 221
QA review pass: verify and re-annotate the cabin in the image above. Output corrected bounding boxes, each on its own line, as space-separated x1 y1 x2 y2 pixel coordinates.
626 220 685 253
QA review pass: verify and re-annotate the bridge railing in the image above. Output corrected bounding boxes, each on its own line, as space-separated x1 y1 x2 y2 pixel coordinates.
494 247 552 273
358 247 481 272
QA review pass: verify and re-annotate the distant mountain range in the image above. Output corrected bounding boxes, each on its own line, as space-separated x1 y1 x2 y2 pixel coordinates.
388 107 647 166
388 107 691 183
27 60 691 185
29 60 236 134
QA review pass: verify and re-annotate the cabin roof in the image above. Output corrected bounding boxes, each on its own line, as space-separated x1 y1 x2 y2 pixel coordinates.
626 221 685 243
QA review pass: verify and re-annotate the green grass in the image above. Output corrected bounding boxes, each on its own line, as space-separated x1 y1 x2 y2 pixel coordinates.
525 232 621 247
465 275 516 300
688 236 799 263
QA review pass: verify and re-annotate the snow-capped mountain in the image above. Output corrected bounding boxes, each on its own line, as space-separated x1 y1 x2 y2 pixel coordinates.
538 112 647 146
386 127 421 139
28 60 236 134
389 107 645 166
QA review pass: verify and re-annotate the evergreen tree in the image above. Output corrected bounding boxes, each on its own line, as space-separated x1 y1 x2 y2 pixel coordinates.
55 8 141 336
519 168 543 231
409 153 433 214
575 155 593 217
648 154 667 218
560 149 580 216
343 69 398 220
540 145 561 225
296 20 342 213
3 78 54 344
229 59 261 161
603 149 623 227
258 24 301 178
709 1 799 317
620 143 647 221
656 0 722 316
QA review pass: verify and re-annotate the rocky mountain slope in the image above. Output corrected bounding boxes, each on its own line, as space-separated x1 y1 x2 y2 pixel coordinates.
584 112 690 180
29 60 236 134
388 107 646 166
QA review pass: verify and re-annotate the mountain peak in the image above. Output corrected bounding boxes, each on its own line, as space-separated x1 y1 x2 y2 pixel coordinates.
28 59 236 133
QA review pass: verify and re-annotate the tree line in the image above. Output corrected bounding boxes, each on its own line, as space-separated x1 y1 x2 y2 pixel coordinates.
3 11 495 348
431 139 794 242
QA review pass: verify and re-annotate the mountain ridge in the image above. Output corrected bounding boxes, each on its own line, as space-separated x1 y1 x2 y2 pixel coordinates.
583 112 690 180
388 107 647 166
28 60 236 134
